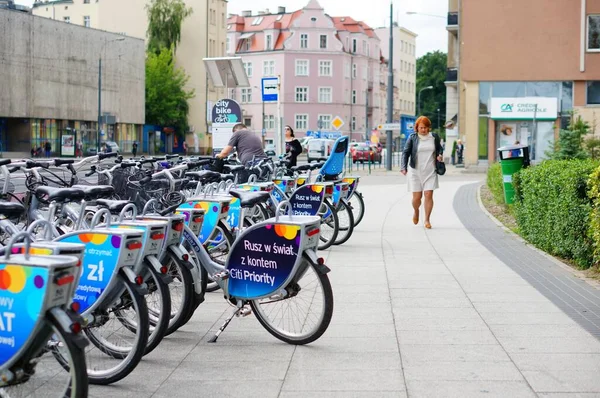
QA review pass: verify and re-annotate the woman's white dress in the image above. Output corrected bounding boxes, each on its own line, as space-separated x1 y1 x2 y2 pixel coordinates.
408 134 439 192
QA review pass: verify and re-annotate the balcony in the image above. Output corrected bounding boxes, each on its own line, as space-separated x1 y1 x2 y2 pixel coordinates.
447 12 458 33
445 68 458 86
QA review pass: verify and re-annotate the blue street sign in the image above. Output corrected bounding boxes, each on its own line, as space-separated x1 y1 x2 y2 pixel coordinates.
322 132 342 139
306 131 321 138
261 77 279 102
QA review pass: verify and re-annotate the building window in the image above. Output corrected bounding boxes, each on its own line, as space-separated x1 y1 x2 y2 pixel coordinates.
300 33 308 49
64 16 70 23
320 34 327 49
362 40 367 54
226 37 230 53
244 117 252 127
84 0 90 3
264 115 275 129
266 34 272 50
352 39 357 53
589 15 600 50
587 81 600 104
352 63 357 79
241 88 252 103
318 115 332 130
243 62 253 77
252 17 264 26
352 90 357 104
318 87 332 103
295 114 308 130
351 116 356 131
263 60 275 76
295 87 308 103
318 60 332 76
83 16 90 27
295 60 309 76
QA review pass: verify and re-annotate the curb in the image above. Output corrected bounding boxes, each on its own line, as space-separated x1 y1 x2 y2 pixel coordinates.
475 184 600 290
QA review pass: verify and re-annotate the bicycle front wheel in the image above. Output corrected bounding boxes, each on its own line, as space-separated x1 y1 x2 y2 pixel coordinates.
250 262 334 345
349 191 365 226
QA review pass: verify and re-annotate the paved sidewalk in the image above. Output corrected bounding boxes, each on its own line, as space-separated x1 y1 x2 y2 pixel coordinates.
89 176 600 397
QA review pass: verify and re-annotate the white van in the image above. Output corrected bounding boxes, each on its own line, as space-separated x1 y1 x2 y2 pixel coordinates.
307 139 335 163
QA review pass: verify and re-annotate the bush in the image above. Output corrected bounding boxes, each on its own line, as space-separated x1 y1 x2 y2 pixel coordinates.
587 166 600 265
486 162 505 204
513 160 598 268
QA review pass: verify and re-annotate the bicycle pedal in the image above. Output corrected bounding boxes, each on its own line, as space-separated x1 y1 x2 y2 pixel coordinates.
238 307 252 317
212 270 229 281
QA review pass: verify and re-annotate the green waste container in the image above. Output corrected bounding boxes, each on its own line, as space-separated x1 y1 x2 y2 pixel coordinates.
497 144 530 204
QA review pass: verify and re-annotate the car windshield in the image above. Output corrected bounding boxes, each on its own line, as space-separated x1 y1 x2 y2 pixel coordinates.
357 145 370 151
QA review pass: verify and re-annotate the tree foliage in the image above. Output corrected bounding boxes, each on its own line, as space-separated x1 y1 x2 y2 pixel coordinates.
547 114 590 160
146 0 193 54
145 48 194 133
416 51 447 131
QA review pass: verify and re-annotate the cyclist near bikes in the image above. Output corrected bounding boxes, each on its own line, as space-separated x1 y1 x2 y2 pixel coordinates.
216 123 267 182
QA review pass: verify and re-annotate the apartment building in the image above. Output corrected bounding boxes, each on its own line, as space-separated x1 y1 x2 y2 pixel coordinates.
227 0 386 143
32 0 227 153
375 25 418 119
451 0 600 167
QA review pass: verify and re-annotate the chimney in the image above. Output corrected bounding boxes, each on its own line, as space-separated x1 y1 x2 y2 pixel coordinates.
241 10 251 17
228 13 237 18
278 6 286 14
257 10 266 15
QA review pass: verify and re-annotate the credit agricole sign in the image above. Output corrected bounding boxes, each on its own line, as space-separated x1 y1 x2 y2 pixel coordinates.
490 97 558 120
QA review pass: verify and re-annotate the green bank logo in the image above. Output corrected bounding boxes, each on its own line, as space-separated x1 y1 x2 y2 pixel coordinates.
500 104 513 112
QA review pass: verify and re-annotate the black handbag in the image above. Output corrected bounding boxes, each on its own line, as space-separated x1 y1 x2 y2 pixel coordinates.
436 160 446 175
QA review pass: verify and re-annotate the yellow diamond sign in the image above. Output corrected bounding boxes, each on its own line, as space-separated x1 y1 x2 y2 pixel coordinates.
331 116 344 131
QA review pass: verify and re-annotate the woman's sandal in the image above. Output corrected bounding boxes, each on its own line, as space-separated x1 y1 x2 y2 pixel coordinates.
413 211 419 225
424 221 432 229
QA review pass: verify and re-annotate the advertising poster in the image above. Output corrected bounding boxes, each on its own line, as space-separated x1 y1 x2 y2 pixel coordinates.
498 123 518 148
0 264 48 367
289 185 324 216
226 223 300 299
61 134 75 157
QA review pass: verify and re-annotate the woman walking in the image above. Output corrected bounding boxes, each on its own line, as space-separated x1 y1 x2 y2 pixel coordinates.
284 125 303 167
400 116 444 229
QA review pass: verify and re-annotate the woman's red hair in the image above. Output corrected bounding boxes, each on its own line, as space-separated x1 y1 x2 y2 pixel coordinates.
414 116 432 132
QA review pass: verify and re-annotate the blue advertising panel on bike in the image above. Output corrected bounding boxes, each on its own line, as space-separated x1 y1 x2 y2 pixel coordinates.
0 264 48 367
59 233 122 314
289 185 324 216
226 223 300 299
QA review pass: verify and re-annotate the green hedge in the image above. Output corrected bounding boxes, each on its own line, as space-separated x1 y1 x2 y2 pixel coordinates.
486 162 505 204
512 160 598 268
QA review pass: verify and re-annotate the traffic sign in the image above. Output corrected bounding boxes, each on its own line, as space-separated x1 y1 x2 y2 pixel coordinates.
261 77 279 102
323 132 341 139
331 116 344 130
377 123 400 131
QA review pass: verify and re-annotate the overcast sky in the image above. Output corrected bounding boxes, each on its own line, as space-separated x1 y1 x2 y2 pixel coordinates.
15 0 447 57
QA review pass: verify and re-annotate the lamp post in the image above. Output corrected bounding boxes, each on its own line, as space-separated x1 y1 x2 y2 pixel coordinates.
437 108 440 133
98 37 125 154
417 86 433 116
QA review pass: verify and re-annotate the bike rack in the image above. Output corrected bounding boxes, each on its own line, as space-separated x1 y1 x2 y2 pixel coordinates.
27 219 54 241
5 231 34 260
90 208 113 229
119 203 138 222
275 200 294 221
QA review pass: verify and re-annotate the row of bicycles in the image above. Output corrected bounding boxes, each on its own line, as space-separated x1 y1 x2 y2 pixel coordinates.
0 136 365 397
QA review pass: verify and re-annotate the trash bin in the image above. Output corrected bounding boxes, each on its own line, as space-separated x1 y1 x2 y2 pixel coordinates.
497 144 530 204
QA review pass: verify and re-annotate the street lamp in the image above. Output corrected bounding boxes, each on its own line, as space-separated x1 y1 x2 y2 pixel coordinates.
406 11 446 19
417 86 433 116
98 37 125 154
437 108 440 132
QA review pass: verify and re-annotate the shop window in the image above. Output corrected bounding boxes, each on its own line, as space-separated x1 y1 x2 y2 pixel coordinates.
479 82 491 114
525 82 559 98
587 81 600 105
588 15 600 51
561 81 573 111
478 117 488 160
491 82 525 98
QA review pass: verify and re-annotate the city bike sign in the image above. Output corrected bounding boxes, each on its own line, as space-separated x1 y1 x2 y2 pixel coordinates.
211 99 242 124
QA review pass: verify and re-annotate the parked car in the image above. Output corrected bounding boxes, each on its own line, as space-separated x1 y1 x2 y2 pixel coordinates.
104 141 119 154
352 143 382 164
264 144 276 157
299 136 314 152
307 139 335 162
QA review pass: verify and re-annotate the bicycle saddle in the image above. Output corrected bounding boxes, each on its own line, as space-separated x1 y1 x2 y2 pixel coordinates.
311 162 325 170
0 201 25 218
223 165 245 173
35 186 86 203
291 164 312 172
72 185 115 200
219 173 235 181
228 189 270 208
185 170 222 181
96 199 131 213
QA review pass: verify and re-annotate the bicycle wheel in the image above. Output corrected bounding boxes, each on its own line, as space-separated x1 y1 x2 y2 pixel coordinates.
348 191 365 226
250 262 334 345
5 311 89 398
317 200 339 250
84 278 149 385
205 220 234 292
333 199 355 246
162 251 196 336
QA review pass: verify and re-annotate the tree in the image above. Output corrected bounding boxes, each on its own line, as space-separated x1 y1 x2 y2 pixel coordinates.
547 113 590 160
146 0 193 54
145 48 195 134
416 51 447 132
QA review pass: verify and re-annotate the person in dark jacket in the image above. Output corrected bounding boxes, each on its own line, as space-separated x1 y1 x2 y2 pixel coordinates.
400 116 444 229
284 125 303 167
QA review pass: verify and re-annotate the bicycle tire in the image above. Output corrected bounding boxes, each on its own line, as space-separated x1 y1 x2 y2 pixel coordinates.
205 220 234 292
251 262 334 345
84 278 149 385
349 191 365 226
318 200 339 250
163 251 196 336
139 266 171 355
333 198 355 245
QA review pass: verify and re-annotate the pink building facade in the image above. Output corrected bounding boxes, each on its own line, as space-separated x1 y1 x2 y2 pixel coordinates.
226 0 387 144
